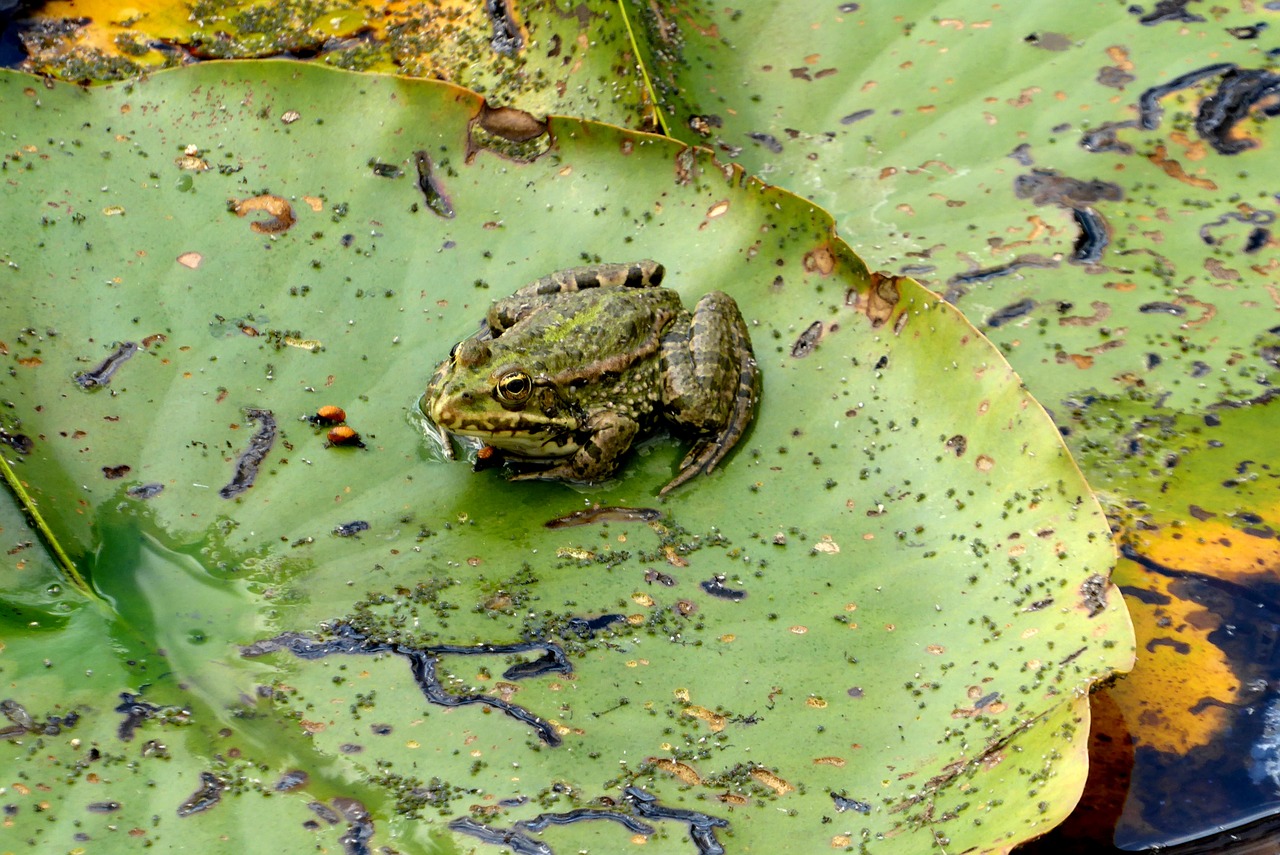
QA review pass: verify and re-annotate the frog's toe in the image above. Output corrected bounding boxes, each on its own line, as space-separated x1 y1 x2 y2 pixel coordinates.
660 440 721 495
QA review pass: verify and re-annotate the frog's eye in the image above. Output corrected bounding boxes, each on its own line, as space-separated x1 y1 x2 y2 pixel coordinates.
494 370 533 406
448 342 460 362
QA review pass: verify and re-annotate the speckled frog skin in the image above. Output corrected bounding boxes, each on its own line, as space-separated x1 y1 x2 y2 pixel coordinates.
420 261 759 494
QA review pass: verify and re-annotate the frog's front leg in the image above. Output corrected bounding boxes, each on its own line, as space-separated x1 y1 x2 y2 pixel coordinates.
660 291 759 494
486 261 665 335
509 411 639 484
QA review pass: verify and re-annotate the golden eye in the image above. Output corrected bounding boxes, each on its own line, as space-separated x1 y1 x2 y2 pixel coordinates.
494 370 532 405
448 342 460 362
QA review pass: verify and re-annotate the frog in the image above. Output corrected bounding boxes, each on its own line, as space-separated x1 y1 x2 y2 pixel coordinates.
420 260 759 495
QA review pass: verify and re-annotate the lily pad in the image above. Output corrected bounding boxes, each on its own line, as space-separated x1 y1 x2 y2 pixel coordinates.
620 0 1280 845
18 0 653 128
0 62 1131 853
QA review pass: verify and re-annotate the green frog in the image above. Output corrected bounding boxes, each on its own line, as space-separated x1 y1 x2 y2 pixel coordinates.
420 261 758 495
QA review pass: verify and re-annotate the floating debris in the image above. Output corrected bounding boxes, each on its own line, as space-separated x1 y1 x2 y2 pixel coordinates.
218 408 277 499
75 341 138 389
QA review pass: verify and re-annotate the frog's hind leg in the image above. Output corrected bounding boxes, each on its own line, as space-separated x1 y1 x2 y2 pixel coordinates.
487 261 666 334
522 260 664 295
660 292 760 495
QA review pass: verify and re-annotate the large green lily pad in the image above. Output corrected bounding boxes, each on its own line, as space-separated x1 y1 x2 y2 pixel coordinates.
0 62 1131 853
619 0 1280 845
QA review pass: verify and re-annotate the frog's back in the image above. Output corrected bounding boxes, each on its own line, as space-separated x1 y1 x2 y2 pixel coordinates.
496 287 681 377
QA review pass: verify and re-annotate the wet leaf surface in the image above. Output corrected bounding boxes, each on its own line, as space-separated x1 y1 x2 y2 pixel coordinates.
625 0 1280 847
0 62 1132 853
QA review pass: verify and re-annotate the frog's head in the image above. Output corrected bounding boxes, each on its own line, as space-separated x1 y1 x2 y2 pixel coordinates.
421 336 581 459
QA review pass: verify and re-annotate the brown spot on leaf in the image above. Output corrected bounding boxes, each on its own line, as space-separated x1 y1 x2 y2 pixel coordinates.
1106 45 1134 71
1177 296 1217 329
1204 258 1240 281
651 758 702 785
750 767 793 795
1147 144 1217 190
1188 504 1216 521
1059 300 1111 326
232 195 295 235
683 705 726 732
852 272 902 328
477 103 545 142
803 245 835 275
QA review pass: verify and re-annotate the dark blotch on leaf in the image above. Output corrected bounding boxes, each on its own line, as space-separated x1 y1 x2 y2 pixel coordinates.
1078 573 1110 617
791 321 823 358
1225 23 1267 39
518 808 653 835
839 108 874 125
367 159 403 178
1071 207 1111 264
944 255 1059 302
177 772 225 818
0 429 33 455
563 614 626 639
486 0 523 55
333 797 374 855
334 520 370 538
701 576 746 601
831 792 872 813
449 817 549 855
413 151 455 219
114 692 161 742
1195 67 1280 155
1138 302 1186 316
274 769 309 792
501 648 572 680
309 801 342 824
747 132 783 153
126 482 164 499
244 624 568 746
1133 0 1206 25
1014 169 1122 207
75 341 137 390
1137 63 1235 130
625 787 729 855
218 408 277 499
987 299 1036 328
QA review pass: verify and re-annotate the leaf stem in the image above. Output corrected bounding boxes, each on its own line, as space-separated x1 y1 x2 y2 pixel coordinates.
616 0 673 137
0 453 94 598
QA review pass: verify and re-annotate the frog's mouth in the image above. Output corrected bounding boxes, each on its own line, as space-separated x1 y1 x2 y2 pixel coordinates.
464 428 580 460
